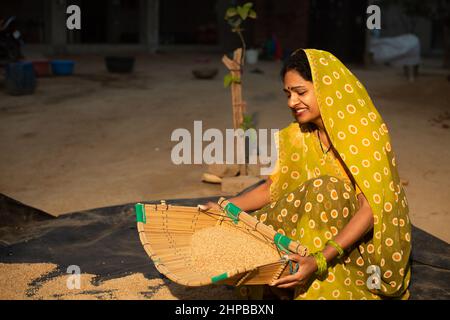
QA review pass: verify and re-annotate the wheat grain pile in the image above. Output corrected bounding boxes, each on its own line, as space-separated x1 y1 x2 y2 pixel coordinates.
0 263 236 300
189 225 281 277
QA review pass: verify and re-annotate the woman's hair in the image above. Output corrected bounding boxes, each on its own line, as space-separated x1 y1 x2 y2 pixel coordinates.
280 49 312 82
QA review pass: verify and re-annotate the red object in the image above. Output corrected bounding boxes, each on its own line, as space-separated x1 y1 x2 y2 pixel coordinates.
32 60 50 77
270 33 283 61
274 37 283 61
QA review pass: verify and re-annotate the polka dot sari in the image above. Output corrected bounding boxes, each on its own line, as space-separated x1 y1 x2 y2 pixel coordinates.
236 49 411 300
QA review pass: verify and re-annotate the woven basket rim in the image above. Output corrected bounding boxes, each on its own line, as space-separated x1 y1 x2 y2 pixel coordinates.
136 202 291 287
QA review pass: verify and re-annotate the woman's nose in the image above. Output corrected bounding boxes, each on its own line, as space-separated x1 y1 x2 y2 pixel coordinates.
288 94 300 109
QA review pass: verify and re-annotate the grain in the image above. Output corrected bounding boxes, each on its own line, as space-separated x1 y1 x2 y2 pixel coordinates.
189 225 281 277
0 263 236 300
34 273 236 300
0 263 57 300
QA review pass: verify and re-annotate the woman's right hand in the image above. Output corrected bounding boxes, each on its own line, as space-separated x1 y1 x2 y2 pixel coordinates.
198 201 222 212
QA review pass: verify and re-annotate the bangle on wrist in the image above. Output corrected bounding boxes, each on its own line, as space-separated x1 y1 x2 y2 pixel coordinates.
310 251 327 278
326 239 345 259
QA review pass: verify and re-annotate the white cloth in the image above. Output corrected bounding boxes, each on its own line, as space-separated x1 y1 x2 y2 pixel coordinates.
369 34 421 66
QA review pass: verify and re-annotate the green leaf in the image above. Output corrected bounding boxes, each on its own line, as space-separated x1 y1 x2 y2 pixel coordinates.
248 10 257 19
243 2 253 10
225 7 238 19
240 114 256 130
224 73 241 88
224 74 233 88
237 5 249 20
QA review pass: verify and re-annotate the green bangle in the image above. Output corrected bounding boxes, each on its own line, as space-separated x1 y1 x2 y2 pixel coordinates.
326 240 345 259
310 251 327 278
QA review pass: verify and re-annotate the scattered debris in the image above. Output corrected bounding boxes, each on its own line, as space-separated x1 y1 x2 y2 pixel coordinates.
201 172 222 184
207 164 240 178
250 68 264 74
429 111 450 129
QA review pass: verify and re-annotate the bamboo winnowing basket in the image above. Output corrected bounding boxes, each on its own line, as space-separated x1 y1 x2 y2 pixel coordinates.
135 199 308 287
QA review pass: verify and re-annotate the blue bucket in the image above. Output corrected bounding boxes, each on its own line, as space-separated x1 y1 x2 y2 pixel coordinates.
50 60 75 76
5 61 37 96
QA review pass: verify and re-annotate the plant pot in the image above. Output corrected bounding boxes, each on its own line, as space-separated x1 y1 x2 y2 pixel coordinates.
32 60 51 77
5 61 37 96
192 67 218 79
50 60 75 76
105 56 135 73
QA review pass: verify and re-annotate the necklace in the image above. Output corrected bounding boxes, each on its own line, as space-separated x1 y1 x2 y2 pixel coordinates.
317 130 332 154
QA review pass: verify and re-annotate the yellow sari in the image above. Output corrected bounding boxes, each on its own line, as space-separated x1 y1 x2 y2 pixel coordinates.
237 49 411 300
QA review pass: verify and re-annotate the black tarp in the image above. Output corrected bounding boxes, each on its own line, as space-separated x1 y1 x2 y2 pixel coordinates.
0 193 449 300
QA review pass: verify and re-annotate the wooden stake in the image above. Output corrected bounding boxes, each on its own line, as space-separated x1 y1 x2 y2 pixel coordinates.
222 48 245 130
222 48 248 175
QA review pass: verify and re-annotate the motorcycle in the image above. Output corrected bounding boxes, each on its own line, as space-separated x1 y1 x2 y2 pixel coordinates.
0 16 24 64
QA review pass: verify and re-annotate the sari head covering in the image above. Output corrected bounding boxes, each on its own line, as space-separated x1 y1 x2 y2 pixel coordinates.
270 49 411 297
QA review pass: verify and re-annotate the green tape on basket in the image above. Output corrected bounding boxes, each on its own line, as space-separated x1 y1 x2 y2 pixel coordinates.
135 203 146 224
211 272 228 283
274 233 292 253
224 202 241 224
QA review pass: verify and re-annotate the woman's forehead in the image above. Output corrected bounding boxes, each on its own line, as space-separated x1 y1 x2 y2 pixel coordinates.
284 70 310 83
284 73 310 90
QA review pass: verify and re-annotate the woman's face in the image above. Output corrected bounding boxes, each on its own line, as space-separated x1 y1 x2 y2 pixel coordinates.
283 69 321 126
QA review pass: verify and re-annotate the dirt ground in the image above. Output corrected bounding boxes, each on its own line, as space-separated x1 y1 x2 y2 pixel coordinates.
1 52 449 242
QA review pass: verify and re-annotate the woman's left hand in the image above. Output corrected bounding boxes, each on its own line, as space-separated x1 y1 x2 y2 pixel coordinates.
271 254 318 289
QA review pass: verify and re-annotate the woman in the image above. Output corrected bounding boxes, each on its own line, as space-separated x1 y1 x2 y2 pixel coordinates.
203 49 411 300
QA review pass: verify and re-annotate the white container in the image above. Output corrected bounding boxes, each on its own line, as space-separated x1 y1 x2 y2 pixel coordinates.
246 49 259 65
